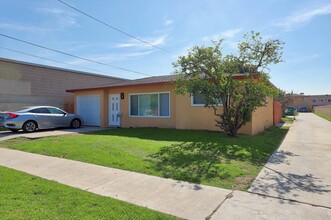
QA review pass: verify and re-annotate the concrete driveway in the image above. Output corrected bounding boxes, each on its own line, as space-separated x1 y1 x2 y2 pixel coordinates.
249 113 331 208
0 126 109 141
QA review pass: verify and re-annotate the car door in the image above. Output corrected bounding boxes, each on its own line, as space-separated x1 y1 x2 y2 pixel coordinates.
30 108 53 129
48 107 69 127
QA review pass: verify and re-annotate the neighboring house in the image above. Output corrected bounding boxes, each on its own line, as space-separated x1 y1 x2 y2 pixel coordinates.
67 75 274 135
293 94 331 112
0 58 126 112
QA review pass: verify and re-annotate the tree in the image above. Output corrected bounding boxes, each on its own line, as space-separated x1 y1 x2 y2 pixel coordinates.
275 90 295 112
174 31 284 136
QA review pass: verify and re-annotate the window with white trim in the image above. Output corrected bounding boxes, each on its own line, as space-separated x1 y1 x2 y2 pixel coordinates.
129 92 170 117
191 94 223 106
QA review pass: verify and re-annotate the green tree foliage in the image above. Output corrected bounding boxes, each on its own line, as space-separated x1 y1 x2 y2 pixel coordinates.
174 32 284 136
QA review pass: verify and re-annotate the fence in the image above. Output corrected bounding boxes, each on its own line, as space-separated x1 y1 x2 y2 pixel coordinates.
273 101 282 125
313 105 331 117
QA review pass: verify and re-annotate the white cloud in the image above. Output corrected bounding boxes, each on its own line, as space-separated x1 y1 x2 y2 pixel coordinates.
35 7 78 29
115 35 167 49
67 50 154 65
0 22 52 32
164 19 173 26
202 28 243 41
275 3 331 30
201 28 243 50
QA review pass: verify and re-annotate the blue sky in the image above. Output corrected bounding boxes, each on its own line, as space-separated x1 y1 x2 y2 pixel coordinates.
0 0 330 95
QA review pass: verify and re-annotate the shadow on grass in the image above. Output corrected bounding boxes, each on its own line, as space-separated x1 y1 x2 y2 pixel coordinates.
150 142 225 183
151 128 294 185
149 130 288 185
91 126 289 187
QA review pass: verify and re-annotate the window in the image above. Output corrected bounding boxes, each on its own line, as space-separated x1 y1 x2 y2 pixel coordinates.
328 99 331 103
191 94 223 106
312 99 316 103
303 97 307 102
192 94 206 105
48 108 65 114
320 99 324 102
29 108 51 114
129 92 170 117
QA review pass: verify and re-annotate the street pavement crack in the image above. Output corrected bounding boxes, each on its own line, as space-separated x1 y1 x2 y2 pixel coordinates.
205 190 234 220
247 190 331 210
252 165 331 210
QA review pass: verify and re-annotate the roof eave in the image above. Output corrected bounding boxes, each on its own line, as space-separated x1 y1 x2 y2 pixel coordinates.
66 81 175 93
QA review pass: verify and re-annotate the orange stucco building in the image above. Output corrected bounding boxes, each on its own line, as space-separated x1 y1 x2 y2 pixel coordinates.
67 75 274 135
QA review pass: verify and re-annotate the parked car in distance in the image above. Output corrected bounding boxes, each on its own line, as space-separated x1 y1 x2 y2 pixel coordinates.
284 106 297 116
298 106 308 112
0 106 83 132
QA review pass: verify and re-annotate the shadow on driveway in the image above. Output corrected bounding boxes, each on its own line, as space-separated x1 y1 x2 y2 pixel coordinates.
249 165 331 202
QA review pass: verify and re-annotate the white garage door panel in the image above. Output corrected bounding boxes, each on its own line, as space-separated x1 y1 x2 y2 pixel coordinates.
76 95 101 126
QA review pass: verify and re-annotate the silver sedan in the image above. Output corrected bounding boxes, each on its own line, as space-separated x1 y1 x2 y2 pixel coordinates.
0 106 84 132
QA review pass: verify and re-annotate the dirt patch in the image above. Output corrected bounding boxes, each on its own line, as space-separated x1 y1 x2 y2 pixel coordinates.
0 137 31 147
50 140 61 143
234 175 254 190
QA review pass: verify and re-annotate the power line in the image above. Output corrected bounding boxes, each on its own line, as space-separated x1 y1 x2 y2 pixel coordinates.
0 46 125 78
0 33 152 76
57 0 176 55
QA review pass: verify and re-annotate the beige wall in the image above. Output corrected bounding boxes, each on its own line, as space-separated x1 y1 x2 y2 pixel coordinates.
293 96 313 111
175 94 253 135
251 97 274 135
314 105 331 117
0 58 125 111
108 84 177 129
72 84 274 135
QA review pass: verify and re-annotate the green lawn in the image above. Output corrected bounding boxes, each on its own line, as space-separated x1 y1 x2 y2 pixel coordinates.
315 112 331 122
0 166 176 220
282 116 295 123
0 127 7 131
1 127 288 190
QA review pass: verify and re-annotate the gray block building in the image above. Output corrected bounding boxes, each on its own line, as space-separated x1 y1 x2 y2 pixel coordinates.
0 57 126 112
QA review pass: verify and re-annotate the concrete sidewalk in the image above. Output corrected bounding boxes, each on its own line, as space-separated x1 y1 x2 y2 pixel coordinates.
1 148 330 219
0 148 231 220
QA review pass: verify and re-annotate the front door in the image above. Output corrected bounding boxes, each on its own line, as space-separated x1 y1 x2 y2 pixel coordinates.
109 94 121 126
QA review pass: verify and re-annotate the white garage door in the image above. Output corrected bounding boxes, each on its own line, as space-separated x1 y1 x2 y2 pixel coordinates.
76 95 101 126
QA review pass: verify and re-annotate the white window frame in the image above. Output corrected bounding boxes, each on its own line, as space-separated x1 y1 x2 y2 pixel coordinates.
191 94 224 107
129 92 170 118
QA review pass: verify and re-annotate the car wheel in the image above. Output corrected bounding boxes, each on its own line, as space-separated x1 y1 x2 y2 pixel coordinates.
23 121 37 133
70 119 81 129
9 129 19 132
